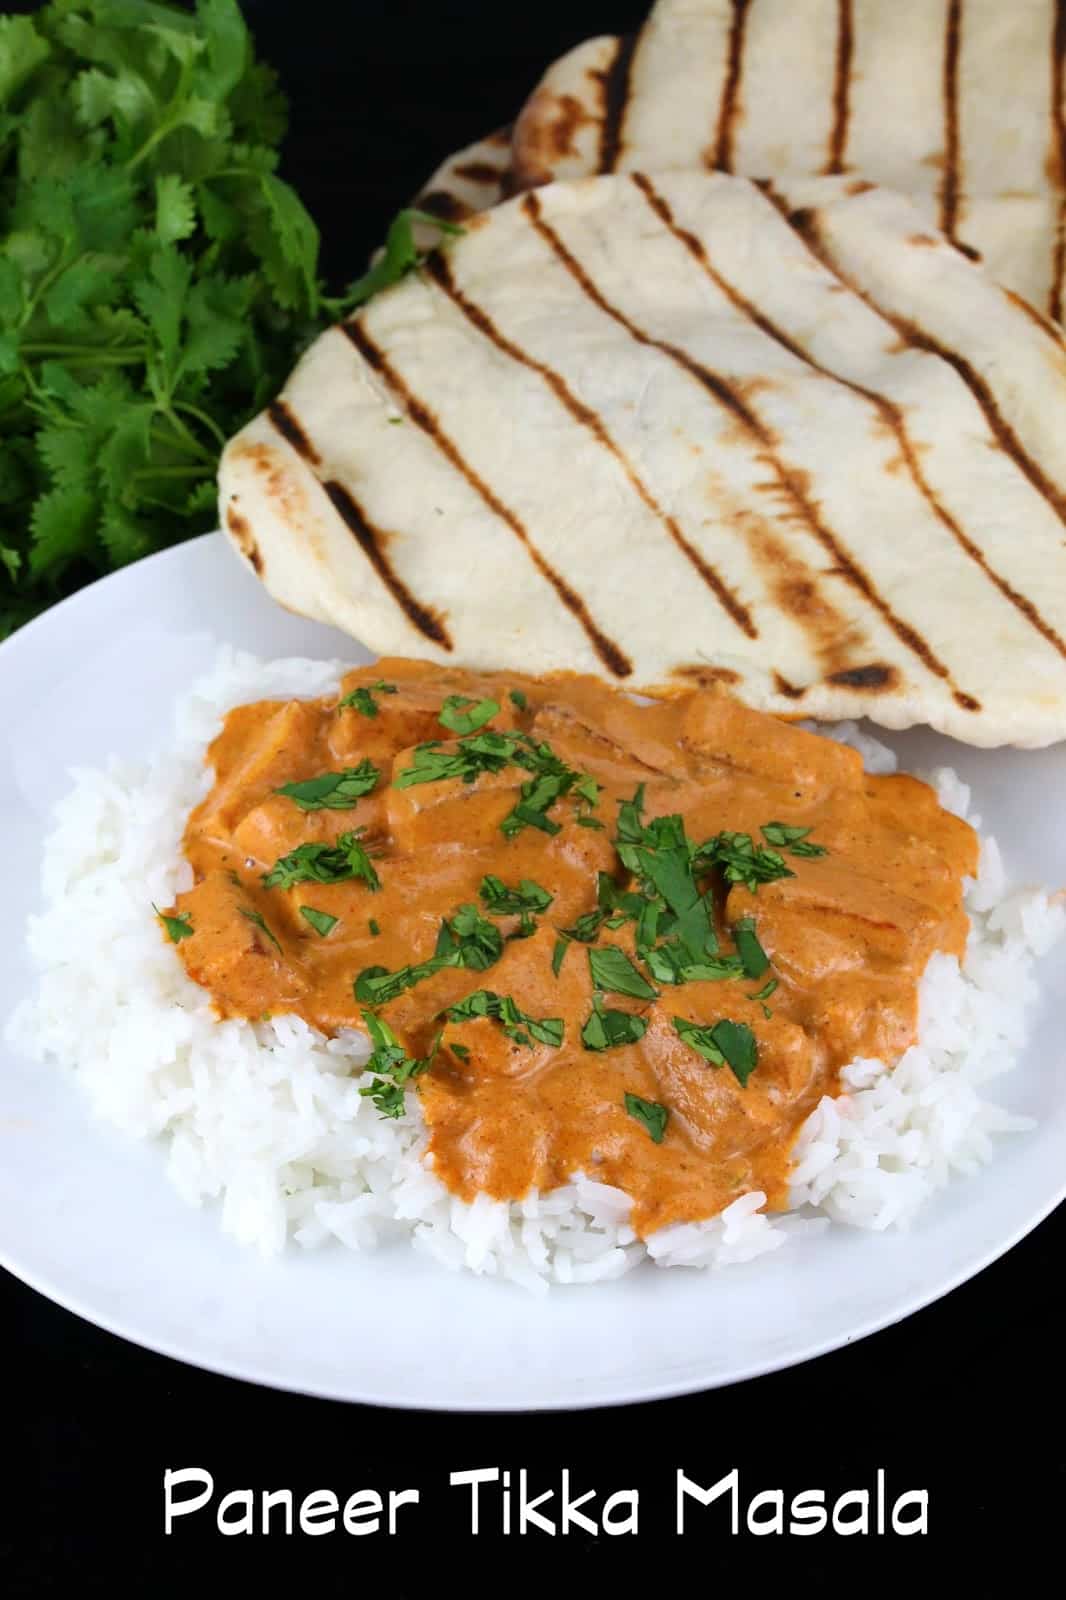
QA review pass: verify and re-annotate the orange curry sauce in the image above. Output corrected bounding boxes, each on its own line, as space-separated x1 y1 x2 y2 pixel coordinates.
171 659 977 1236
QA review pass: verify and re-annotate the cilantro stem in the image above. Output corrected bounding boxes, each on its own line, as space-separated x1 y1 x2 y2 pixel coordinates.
19 345 148 365
148 421 209 458
172 399 227 449
124 56 195 173
131 465 207 481
20 251 82 328
157 404 215 463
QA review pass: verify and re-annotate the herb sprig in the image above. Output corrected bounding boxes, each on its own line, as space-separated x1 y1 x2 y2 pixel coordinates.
0 2 463 638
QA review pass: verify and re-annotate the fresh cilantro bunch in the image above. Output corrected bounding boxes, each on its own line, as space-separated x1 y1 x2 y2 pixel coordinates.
0 0 348 637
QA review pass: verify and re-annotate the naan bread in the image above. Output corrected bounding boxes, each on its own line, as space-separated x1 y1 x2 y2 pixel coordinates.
504 0 1066 321
219 172 1066 747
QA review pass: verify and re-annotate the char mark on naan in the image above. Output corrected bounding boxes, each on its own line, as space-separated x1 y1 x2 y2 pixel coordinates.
219 172 1066 746
505 0 1066 323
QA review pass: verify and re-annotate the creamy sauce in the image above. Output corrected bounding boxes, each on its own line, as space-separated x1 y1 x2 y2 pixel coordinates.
171 659 977 1236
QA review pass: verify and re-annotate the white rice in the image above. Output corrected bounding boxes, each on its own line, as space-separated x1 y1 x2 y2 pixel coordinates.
7 649 1062 1294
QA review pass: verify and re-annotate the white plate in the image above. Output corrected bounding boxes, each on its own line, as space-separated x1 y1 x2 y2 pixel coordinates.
1 532 1063 1410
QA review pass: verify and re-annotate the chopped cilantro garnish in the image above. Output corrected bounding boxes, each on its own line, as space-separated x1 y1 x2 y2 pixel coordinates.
509 689 528 711
497 733 594 838
499 758 573 844
449 1042 470 1062
624 1092 669 1144
434 903 503 972
337 680 397 718
479 875 554 916
646 948 745 984
733 916 770 979
587 946 658 1001
748 975 778 1017
394 728 595 839
581 994 648 1051
239 907 281 953
692 830 794 893
275 761 379 810
616 783 647 845
552 937 570 977
154 905 193 944
445 990 564 1048
561 873 643 947
761 821 828 858
369 918 381 937
576 816 605 830
355 958 449 1006
439 695 500 735
673 1016 759 1086
614 789 721 982
357 1011 438 1120
393 730 517 789
262 831 380 892
299 905 338 937
353 901 504 1005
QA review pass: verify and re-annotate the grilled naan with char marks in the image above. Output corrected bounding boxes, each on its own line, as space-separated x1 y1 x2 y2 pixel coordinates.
219 172 1066 747
463 0 1066 323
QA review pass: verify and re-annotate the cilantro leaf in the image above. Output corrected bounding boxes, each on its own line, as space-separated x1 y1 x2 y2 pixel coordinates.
392 728 594 842
732 916 770 979
353 900 505 1005
434 903 503 972
581 994 648 1051
344 208 464 309
299 905 338 937
275 761 379 810
693 831 795 892
444 989 564 1048
478 874 553 916
760 821 828 858
337 680 397 718
587 946 658 1001
673 1016 759 1086
623 1092 668 1143
262 830 380 892
358 1011 437 1120
354 957 455 1007
153 903 193 943
239 906 281 953
393 732 515 789
613 791 721 982
438 694 499 735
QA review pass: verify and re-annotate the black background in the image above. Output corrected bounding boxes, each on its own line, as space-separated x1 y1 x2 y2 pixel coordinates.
3 2 1062 1588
